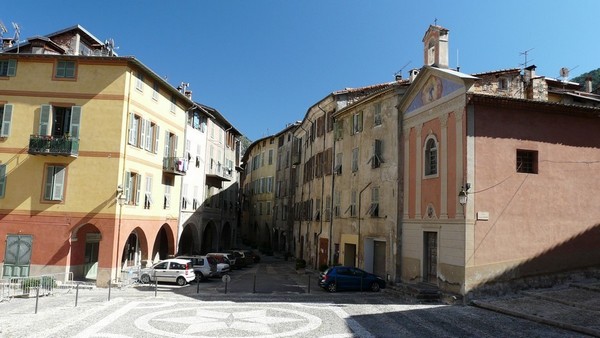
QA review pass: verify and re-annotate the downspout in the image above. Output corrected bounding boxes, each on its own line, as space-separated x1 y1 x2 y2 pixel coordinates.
316 105 328 270
395 86 404 284
328 116 336 266
220 126 233 250
358 182 372 268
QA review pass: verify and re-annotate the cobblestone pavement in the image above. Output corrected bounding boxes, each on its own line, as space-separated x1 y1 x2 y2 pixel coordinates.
0 256 598 337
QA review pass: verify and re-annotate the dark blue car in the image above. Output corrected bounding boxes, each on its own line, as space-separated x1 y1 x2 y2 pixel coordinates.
319 266 386 292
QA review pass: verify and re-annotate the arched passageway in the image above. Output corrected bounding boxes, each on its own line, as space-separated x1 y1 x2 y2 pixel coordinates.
179 223 201 255
202 222 218 254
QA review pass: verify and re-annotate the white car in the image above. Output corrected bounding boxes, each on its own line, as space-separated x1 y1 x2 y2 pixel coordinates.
207 253 231 277
176 255 218 281
139 258 196 286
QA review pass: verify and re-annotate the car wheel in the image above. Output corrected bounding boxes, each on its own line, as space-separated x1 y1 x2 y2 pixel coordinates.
176 276 186 286
140 274 150 284
327 282 337 292
195 273 205 282
370 282 381 292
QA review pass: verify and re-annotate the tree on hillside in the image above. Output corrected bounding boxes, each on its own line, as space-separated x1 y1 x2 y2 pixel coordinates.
570 68 600 91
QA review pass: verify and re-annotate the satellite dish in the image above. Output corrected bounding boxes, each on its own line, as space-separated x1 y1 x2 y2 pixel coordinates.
560 67 569 79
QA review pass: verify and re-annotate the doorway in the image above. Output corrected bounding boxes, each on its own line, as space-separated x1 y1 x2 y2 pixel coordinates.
2 235 33 278
343 243 356 267
423 231 438 284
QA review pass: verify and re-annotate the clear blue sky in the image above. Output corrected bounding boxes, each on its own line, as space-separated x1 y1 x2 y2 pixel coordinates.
4 1 600 141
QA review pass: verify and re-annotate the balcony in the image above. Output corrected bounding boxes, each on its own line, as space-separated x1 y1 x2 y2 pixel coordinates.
206 161 231 188
28 135 79 157
163 157 187 176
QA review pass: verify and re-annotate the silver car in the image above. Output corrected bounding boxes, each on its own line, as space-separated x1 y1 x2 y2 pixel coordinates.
139 258 196 286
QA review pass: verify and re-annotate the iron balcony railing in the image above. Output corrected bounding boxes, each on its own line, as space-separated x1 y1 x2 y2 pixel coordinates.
163 156 187 175
28 135 79 157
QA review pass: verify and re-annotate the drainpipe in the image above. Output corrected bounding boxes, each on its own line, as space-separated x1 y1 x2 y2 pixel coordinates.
357 182 372 268
315 105 328 270
328 116 337 266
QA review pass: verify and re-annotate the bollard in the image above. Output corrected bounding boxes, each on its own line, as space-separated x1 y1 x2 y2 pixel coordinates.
360 275 364 292
225 279 228 294
253 274 256 293
154 271 158 297
35 287 40 314
307 275 311 294
196 277 200 294
75 282 80 307
108 279 112 301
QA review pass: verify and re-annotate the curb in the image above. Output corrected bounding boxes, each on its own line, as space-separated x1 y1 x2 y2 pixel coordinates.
471 300 600 337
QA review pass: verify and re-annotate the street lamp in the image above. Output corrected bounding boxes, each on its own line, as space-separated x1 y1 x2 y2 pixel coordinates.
458 183 470 206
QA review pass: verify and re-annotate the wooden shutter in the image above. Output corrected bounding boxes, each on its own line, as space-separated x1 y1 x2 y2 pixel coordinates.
154 125 160 154
69 106 81 138
7 59 17 76
135 174 141 205
53 167 65 201
39 105 52 136
139 119 146 149
128 113 135 145
0 164 6 198
164 130 170 157
1 104 13 137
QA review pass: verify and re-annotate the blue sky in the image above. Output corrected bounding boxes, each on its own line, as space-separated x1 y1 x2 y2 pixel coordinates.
4 1 600 141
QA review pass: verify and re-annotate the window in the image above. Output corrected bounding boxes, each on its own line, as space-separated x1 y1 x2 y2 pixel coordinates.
144 176 153 209
367 187 379 217
347 189 357 217
324 195 331 221
352 147 359 172
268 149 274 165
170 94 177 113
424 137 438 176
0 59 17 77
135 72 144 91
373 102 382 126
351 111 363 134
128 114 141 146
0 104 13 137
164 176 173 209
55 60 76 78
334 152 343 175
144 120 160 153
0 164 6 198
182 184 188 209
314 198 321 221
39 105 82 138
498 78 509 90
369 139 384 168
124 171 141 205
164 131 178 159
193 185 199 209
516 149 538 174
44 165 66 201
334 120 344 140
266 201 271 215
334 191 341 217
152 81 159 100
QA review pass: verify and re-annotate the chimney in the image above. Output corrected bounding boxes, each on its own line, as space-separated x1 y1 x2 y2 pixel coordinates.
409 69 420 83
395 74 402 81
184 90 192 99
524 65 537 83
585 76 593 93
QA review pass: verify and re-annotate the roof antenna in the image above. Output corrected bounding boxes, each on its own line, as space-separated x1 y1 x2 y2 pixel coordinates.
12 22 20 53
519 48 534 69
394 61 411 80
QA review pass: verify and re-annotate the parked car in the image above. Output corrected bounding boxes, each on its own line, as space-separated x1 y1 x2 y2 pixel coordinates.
319 266 386 292
176 255 218 281
225 250 246 269
139 258 196 286
206 253 231 277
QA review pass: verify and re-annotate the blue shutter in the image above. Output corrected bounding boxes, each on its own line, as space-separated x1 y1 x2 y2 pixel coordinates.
39 105 52 136
69 106 81 138
1 104 13 137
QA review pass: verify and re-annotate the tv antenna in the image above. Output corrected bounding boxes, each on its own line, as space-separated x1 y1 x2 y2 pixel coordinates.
12 22 21 53
559 65 578 81
104 38 118 56
519 48 534 68
0 21 7 36
394 61 412 79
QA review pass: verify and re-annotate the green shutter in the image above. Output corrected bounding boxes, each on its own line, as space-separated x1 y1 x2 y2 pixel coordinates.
69 106 81 138
39 105 52 136
7 59 16 77
0 164 6 198
1 104 13 137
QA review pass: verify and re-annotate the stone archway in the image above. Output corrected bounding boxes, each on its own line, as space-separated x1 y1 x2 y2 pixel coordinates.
220 222 232 251
179 223 201 255
70 223 102 281
152 225 172 263
202 221 218 254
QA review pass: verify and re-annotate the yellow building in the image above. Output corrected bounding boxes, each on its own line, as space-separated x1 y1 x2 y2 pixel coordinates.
0 25 192 286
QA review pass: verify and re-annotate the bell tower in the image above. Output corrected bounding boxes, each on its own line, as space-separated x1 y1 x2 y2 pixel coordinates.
422 25 449 68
